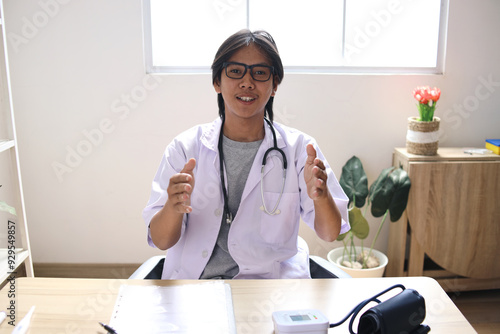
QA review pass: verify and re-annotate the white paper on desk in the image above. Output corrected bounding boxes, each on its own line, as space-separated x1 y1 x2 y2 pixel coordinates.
109 281 236 334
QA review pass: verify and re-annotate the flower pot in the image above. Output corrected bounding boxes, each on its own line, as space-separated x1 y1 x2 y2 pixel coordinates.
406 116 440 155
327 246 388 278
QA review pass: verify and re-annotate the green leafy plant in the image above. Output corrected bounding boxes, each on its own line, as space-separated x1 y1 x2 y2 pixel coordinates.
336 156 411 269
0 201 17 215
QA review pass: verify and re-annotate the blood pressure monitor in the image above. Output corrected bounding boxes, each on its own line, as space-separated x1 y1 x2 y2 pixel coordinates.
272 309 329 334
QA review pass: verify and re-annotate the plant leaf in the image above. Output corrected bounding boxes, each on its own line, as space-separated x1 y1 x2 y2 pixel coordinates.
0 201 17 216
369 167 411 221
339 156 368 208
348 207 369 240
387 168 411 222
336 231 348 241
369 167 395 217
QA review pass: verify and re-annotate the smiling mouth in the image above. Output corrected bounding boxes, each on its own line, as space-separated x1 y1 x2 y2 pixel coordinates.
237 96 256 102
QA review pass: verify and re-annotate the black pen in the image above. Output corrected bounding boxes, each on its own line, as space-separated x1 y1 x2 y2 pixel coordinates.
99 322 118 334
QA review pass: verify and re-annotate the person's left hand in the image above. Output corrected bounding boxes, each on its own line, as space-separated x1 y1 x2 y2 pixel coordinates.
304 143 329 200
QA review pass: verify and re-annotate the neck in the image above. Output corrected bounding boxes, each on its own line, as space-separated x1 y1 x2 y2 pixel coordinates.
222 117 265 142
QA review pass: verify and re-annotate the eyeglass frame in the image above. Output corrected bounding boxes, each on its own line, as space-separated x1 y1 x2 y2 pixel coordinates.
222 61 275 82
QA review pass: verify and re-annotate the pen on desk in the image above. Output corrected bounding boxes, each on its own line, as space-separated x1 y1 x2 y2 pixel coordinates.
99 322 118 334
11 306 35 334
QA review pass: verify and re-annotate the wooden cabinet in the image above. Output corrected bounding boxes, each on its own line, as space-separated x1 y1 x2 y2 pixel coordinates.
0 3 33 283
386 148 500 291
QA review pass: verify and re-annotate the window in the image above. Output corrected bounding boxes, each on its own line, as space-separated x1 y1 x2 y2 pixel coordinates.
144 0 448 74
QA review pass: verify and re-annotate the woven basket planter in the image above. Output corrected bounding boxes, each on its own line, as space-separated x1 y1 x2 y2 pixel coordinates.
406 117 440 155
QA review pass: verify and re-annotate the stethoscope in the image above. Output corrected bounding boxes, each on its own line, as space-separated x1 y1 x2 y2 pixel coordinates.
218 117 287 224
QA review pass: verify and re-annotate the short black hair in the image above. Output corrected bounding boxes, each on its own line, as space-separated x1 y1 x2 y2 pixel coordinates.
211 29 284 122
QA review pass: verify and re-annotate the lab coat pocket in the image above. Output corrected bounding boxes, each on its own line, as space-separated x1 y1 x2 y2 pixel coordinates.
259 192 300 245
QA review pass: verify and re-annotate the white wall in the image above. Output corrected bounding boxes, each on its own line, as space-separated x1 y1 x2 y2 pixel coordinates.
4 0 500 263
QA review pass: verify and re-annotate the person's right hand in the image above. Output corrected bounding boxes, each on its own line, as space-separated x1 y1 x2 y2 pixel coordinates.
166 158 196 214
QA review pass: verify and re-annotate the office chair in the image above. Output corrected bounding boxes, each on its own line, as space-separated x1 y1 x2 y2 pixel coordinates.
129 254 350 279
130 237 351 279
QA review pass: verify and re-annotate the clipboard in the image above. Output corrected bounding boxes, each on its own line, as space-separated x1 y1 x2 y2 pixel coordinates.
109 281 236 333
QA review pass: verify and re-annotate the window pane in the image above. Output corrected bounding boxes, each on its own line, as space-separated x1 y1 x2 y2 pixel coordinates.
344 0 442 67
249 0 345 67
150 0 246 68
145 0 446 73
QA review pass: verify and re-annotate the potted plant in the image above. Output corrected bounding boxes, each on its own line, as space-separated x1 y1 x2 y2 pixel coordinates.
406 86 442 155
0 201 17 216
327 156 411 277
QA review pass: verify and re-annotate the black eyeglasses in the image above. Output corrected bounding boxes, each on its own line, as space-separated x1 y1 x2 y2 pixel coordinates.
223 62 274 82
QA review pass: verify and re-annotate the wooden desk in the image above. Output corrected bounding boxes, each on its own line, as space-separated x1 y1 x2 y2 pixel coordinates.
386 148 500 292
0 277 475 333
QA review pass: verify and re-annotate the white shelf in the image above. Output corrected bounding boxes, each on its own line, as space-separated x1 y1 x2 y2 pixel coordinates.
0 139 14 153
0 0 33 281
0 248 30 282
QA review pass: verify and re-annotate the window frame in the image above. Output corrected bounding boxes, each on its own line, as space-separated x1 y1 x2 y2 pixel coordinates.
143 0 449 75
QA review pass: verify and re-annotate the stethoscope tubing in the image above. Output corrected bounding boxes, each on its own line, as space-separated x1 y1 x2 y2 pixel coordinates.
260 118 287 215
218 117 287 223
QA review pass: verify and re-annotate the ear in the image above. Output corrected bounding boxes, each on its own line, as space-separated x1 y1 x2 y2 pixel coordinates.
271 76 278 97
271 85 278 97
213 79 221 94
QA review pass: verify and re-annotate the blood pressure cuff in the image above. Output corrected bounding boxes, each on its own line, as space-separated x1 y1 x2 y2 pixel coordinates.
358 289 429 334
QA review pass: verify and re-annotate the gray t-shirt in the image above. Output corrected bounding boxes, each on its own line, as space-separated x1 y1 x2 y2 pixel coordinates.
200 135 262 279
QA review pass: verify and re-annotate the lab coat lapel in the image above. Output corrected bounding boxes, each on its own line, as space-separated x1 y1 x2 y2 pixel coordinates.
202 118 223 177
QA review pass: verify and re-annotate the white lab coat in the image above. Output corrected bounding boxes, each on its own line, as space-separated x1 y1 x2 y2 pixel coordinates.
143 117 350 279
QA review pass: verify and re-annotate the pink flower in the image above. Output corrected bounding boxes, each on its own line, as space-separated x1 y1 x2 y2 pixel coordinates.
413 86 441 106
413 86 441 121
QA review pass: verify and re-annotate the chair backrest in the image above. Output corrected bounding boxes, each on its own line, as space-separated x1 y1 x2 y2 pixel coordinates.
145 258 164 279
129 237 350 279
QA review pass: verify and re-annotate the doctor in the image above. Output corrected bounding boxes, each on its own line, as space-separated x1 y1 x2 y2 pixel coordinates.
143 30 350 279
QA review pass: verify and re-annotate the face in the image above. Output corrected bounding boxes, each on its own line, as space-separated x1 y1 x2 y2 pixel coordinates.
214 43 278 123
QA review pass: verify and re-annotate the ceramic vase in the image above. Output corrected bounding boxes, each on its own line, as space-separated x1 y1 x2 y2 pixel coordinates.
327 246 388 278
